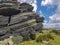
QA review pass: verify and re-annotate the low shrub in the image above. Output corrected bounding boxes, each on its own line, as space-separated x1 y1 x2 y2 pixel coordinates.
23 36 30 41
47 33 54 40
23 33 36 41
51 30 60 35
36 33 55 42
36 35 43 42
30 33 36 40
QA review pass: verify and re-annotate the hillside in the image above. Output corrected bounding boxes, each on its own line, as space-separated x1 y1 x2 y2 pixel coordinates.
0 29 60 45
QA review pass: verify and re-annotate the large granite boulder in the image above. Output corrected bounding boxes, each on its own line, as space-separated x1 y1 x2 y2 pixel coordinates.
0 0 44 41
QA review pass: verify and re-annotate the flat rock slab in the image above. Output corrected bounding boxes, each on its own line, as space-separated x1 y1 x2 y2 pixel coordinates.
0 27 10 35
0 15 9 26
0 33 11 40
32 23 43 31
9 12 35 25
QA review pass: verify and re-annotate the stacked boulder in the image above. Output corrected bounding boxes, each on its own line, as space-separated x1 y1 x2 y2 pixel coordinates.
0 0 44 40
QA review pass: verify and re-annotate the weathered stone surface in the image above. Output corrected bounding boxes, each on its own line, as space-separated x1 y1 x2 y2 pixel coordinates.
12 36 23 43
0 33 11 40
0 0 44 41
0 15 9 26
14 26 35 37
0 30 7 35
0 27 10 35
0 27 10 40
10 19 36 30
32 23 43 31
9 12 35 25
0 0 20 10
20 3 33 12
35 15 44 23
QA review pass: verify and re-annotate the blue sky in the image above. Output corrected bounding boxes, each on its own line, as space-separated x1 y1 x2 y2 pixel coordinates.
37 0 60 29
37 0 57 22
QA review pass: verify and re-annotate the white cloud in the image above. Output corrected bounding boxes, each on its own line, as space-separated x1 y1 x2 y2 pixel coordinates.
43 23 60 29
43 12 60 29
42 0 60 29
49 14 60 23
17 0 37 12
49 4 60 23
32 0 37 12
18 0 33 4
41 0 53 6
41 0 60 6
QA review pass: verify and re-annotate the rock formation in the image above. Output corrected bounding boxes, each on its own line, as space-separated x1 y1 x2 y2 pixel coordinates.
0 0 44 40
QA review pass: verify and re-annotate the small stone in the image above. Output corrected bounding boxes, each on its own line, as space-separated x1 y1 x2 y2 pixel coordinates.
42 41 49 44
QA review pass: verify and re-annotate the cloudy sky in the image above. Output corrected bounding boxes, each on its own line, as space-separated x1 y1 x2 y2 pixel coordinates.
0 0 60 29
41 0 60 29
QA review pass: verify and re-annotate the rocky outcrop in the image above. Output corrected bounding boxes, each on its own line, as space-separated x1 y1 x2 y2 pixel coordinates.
0 0 44 41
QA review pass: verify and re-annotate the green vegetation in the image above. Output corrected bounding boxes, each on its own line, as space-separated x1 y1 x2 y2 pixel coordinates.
17 30 60 45
36 33 55 42
23 36 31 41
0 29 60 45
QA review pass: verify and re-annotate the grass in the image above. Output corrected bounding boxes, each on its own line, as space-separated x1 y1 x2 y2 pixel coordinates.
0 30 60 45
16 30 60 45
49 35 60 45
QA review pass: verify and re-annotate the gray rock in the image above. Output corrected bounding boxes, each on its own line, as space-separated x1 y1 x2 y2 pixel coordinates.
32 23 43 31
9 12 35 25
0 0 44 41
9 19 36 30
12 36 23 43
0 15 9 26
35 15 44 23
0 27 10 35
20 3 33 12
0 33 11 40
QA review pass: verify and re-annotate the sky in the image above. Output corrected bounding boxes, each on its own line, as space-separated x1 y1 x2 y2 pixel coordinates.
0 0 60 29
18 0 60 29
